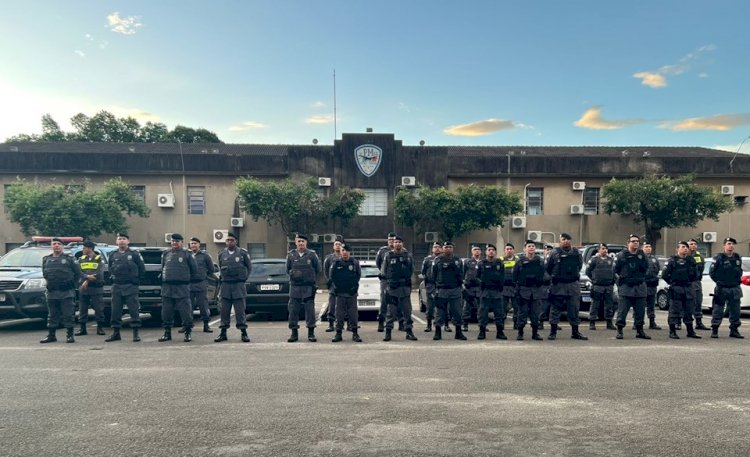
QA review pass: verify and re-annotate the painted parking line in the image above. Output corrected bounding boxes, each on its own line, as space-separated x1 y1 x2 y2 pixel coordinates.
411 314 426 325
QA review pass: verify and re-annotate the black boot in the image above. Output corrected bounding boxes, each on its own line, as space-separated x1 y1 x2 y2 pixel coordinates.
332 330 343 343
105 329 121 342
66 328 75 343
383 329 392 342
462 323 469 332
711 325 719 338
517 325 524 341
695 318 710 330
352 332 362 342
675 322 682 330
531 325 543 341
158 328 172 342
606 319 616 330
203 321 213 333
571 325 588 340
589 321 596 330
424 319 433 332
444 323 452 332
377 319 385 332
686 323 701 339
548 323 558 340
455 325 467 340
287 328 299 343
669 324 680 339
635 325 651 339
730 327 745 339
478 325 486 340
405 329 418 341
496 324 507 340
214 328 228 342
241 329 250 342
96 325 106 335
132 327 141 342
325 320 335 332
433 325 442 340
75 323 87 336
649 317 662 330
307 327 317 342
616 325 624 340
398 321 405 331
184 327 192 342
40 329 57 344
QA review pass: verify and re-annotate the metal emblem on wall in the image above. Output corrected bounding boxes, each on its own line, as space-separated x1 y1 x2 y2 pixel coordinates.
354 144 382 177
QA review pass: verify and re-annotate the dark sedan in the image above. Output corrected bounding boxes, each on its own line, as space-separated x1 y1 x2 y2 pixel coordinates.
244 258 292 320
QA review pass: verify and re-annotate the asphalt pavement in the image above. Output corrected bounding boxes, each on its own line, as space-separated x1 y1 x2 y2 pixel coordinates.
1 293 749 457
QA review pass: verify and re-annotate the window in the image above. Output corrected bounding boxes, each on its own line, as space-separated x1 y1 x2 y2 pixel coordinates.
187 186 206 215
130 185 146 204
349 244 382 261
526 187 544 215
358 188 388 216
582 188 600 215
247 243 266 259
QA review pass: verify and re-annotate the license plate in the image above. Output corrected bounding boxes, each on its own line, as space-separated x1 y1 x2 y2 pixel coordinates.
359 300 376 307
582 296 592 303
260 284 280 291
0 294 5 302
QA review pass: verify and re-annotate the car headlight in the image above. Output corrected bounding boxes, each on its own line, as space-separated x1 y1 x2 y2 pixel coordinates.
23 278 47 289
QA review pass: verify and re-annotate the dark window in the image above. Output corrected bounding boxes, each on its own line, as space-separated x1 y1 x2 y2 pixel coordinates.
526 187 544 215
582 188 600 215
187 186 206 215
247 243 266 259
130 185 146 203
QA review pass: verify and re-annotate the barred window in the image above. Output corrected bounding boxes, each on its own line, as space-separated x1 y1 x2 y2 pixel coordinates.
187 186 205 215
526 187 544 215
582 188 600 215
130 185 146 204
358 188 388 216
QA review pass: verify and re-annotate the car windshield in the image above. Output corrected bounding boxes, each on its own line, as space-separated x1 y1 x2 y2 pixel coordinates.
362 266 380 278
138 250 164 264
249 262 287 277
0 249 49 268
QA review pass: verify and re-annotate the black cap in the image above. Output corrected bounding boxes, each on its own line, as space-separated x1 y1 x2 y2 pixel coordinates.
295 233 308 241
487 243 496 250
226 232 238 240
525 240 537 246
599 243 608 248
688 238 698 243
724 237 737 244
190 237 201 243
394 235 404 242
340 243 351 252
432 241 442 247
83 240 96 249
560 233 572 240
443 241 455 247
51 237 62 243
116 233 129 239
505 243 514 249
545 244 554 250
678 240 689 247
471 245 481 250
170 233 184 241
387 232 397 238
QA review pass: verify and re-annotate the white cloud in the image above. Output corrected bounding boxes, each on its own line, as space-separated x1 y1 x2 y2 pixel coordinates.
107 106 161 123
574 107 643 130
305 115 335 124
443 118 516 136
633 44 716 89
228 121 268 131
85 34 93 41
398 102 411 113
310 101 326 109
633 72 667 88
659 113 750 131
74 50 86 58
107 12 143 35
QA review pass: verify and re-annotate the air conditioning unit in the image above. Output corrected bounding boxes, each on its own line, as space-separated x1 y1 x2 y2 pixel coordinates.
309 234 320 243
511 216 526 229
570 204 585 215
401 176 416 187
318 177 332 187
721 185 735 195
424 232 439 243
213 229 229 243
157 193 175 208
572 181 586 191
702 232 717 243
527 231 543 242
164 233 173 243
230 217 244 228
322 233 337 243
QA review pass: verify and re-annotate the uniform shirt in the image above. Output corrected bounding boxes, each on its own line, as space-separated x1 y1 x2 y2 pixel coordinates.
614 249 648 298
329 257 362 297
323 252 340 281
190 250 215 292
421 254 437 294
78 253 104 296
218 248 252 300
286 249 321 299
644 253 661 295
381 250 414 298
43 253 83 299
691 251 704 283
463 257 482 297
546 247 583 297
663 255 698 299
513 254 546 300
585 254 616 294
430 254 463 299
108 248 146 296
501 255 519 297
161 248 200 299
477 257 504 299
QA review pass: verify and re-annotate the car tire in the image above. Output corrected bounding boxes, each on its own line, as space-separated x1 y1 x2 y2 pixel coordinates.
656 291 669 311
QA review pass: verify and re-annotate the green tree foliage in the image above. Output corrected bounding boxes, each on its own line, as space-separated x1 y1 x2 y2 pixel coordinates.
395 185 523 241
235 178 366 239
4 178 151 238
5 111 222 143
602 175 733 248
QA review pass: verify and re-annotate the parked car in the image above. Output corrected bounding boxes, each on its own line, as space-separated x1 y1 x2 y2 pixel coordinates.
579 244 626 264
244 258 292 320
357 261 381 317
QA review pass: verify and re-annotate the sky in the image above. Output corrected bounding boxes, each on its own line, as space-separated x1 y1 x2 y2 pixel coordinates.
1 0 749 151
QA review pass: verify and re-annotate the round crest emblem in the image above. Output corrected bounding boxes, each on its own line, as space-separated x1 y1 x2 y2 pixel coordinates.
348 265 353 271
127 255 132 260
235 257 240 262
61 259 67 264
178 257 183 263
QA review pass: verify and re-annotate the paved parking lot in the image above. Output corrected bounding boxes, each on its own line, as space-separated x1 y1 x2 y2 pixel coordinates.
1 293 749 457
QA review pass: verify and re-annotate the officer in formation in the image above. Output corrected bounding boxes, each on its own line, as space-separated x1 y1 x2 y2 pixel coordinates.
214 232 252 343
476 244 506 340
106 233 146 342
586 243 616 331
709 237 744 339
462 246 482 332
662 241 700 339
513 240 546 341
286 234 321 343
546 233 587 340
421 242 442 333
375 233 405 332
688 238 709 331
159 234 200 343
188 237 216 334
538 244 553 329
381 235 418 342
40 238 83 344
75 240 106 336
328 243 362 343
614 235 650 340
431 241 466 340
642 241 663 330
322 239 343 333
501 243 519 330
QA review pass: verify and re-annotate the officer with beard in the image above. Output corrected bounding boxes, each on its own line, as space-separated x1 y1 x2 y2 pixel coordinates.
421 242 442 332
461 245 482 331
614 235 650 340
642 241 663 330
585 243 616 330
431 241 466 340
546 233 587 340
663 241 700 339
709 237 745 339
476 244 505 340
513 240 545 341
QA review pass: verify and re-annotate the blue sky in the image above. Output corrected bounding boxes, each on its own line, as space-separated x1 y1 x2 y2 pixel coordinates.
1 1 749 151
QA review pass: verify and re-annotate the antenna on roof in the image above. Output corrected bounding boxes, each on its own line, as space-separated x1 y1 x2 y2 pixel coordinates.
333 69 337 143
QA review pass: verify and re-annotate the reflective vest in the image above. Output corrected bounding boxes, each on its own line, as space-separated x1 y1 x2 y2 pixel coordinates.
502 255 518 286
79 254 103 288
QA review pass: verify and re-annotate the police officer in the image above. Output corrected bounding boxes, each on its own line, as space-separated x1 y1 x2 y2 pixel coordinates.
159 234 200 343
501 243 519 330
662 241 700 339
286 234 321 343
546 233 587 340
461 246 482 332
188 237 215 333
214 232 251 343
322 239 343 332
476 244 505 340
585 243 616 331
642 241 663 330
106 233 146 342
431 241 466 340
513 240 546 341
538 244 553 329
40 238 83 343
329 243 362 343
421 242 442 332
375 233 405 332
688 238 709 330
709 237 744 339
75 240 106 336
381 235 417 342
614 235 650 340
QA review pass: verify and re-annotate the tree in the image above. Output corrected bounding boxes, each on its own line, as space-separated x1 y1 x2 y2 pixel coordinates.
5 111 222 143
395 185 523 241
601 175 733 249
321 187 366 234
4 178 151 238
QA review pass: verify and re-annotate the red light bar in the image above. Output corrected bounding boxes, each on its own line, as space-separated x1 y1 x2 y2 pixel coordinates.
31 236 84 243
741 276 750 286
